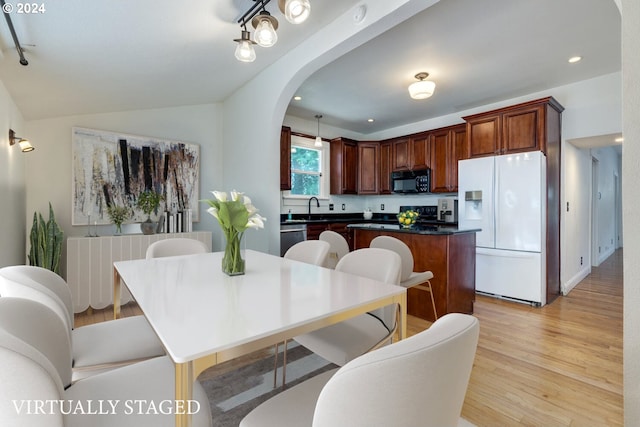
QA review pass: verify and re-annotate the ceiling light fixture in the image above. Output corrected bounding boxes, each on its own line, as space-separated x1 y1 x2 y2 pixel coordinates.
233 28 256 62
408 72 436 100
568 56 582 63
9 129 34 152
278 0 311 24
234 0 312 62
314 114 323 147
252 10 278 47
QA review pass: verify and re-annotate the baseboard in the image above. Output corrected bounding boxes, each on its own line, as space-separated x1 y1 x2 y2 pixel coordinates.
598 247 616 265
562 266 591 295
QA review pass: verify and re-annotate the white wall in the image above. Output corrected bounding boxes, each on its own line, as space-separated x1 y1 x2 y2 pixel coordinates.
592 147 621 263
622 0 640 422
0 80 26 266
24 103 224 277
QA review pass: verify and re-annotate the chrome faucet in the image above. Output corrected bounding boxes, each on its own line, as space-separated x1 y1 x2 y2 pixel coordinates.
308 196 320 219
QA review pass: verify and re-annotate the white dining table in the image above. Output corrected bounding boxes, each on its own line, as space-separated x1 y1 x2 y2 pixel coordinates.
113 249 407 427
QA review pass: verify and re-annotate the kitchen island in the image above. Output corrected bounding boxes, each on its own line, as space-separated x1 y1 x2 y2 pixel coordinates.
349 223 479 322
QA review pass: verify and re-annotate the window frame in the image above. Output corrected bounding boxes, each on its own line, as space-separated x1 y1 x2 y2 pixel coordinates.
285 134 330 200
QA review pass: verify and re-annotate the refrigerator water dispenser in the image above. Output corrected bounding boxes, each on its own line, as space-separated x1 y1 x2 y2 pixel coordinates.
464 190 483 220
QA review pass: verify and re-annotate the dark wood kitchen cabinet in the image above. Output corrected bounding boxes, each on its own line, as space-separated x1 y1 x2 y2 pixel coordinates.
391 133 430 171
357 142 379 195
280 126 292 190
307 222 352 249
463 97 564 158
330 137 358 195
430 124 467 193
379 141 392 194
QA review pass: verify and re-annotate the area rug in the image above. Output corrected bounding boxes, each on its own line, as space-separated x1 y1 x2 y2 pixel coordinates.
200 342 336 427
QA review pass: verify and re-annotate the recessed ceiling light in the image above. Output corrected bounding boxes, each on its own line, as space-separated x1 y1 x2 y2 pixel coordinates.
367 118 374 123
293 96 302 101
568 56 582 63
615 137 624 143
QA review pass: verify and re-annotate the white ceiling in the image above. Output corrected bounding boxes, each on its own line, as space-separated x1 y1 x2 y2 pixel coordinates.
0 0 621 139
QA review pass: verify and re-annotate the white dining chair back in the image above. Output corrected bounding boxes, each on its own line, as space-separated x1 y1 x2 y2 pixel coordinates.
0 265 165 380
240 313 480 427
293 248 402 367
0 297 213 427
146 237 209 259
319 230 349 269
283 240 330 266
370 235 438 319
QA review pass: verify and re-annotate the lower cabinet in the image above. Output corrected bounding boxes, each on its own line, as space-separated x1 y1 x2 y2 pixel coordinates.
352 228 476 321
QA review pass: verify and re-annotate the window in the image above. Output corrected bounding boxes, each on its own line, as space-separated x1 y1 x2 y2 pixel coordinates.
289 135 328 197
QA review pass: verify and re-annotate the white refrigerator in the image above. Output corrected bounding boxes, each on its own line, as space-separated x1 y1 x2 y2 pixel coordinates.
458 151 547 306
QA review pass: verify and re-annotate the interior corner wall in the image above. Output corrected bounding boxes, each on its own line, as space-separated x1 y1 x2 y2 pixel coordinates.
0 79 26 266
591 146 621 264
24 103 224 279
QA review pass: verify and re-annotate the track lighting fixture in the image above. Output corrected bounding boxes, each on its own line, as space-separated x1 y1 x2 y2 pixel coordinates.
9 129 34 152
234 0 312 62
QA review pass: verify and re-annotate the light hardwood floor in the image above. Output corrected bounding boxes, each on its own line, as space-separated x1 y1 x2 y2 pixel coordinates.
75 249 623 426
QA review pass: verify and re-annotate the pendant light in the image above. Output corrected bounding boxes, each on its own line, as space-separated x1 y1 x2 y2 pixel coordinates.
408 72 436 100
234 29 256 62
314 114 323 147
252 10 279 47
278 0 311 24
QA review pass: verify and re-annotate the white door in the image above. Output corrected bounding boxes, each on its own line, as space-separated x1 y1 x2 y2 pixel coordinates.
494 152 546 252
458 156 495 248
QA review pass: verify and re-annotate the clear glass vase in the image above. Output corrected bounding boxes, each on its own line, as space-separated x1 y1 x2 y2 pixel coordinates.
222 231 245 276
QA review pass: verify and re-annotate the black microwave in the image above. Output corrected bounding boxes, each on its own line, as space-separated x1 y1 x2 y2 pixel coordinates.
391 169 431 193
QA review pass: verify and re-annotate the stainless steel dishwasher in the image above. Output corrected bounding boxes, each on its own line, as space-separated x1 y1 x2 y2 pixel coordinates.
280 223 307 256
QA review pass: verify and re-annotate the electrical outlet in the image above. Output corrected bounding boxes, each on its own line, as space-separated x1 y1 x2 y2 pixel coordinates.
381 204 385 210
329 203 334 211
580 256 583 266
341 204 346 210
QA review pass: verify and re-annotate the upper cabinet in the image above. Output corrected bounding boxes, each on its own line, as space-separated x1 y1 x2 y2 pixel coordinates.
357 142 379 195
463 97 564 158
378 141 392 194
280 126 292 191
330 137 358 195
429 124 467 193
391 133 430 171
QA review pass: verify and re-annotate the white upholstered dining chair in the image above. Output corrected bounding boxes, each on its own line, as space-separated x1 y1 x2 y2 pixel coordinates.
274 239 331 386
0 296 212 427
0 266 165 381
240 313 480 427
145 237 209 258
370 235 438 319
318 230 350 269
293 247 402 367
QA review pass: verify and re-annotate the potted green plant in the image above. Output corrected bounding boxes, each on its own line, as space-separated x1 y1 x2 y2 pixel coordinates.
28 203 64 274
137 190 163 235
106 204 131 235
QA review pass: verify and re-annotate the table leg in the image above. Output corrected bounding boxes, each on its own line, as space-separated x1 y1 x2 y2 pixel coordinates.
113 268 121 320
175 361 195 427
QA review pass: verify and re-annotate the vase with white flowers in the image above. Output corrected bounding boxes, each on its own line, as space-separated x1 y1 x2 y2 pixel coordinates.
203 190 266 276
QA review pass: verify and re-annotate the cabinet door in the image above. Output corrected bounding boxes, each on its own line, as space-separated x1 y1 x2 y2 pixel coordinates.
449 125 468 192
379 142 392 194
502 105 544 153
357 142 379 195
410 134 430 170
391 138 411 171
306 224 328 241
280 126 292 190
467 114 501 158
330 138 358 195
429 130 450 193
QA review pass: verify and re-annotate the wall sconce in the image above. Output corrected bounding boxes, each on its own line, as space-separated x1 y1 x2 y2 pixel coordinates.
9 129 35 152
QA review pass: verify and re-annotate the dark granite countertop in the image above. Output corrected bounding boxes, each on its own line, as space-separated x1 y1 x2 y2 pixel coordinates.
347 223 480 235
280 213 458 227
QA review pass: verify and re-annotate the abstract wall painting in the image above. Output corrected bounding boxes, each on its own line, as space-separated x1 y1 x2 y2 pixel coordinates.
72 127 200 226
